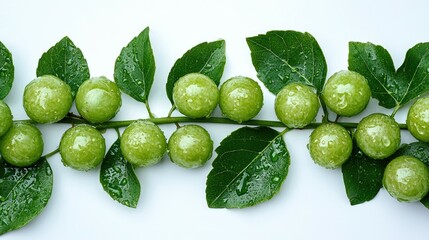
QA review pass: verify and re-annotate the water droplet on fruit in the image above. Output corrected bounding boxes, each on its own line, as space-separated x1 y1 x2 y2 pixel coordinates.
382 136 391 147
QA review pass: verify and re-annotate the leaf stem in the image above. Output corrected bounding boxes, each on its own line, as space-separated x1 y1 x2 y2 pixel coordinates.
43 148 60 159
391 105 400 118
319 95 330 123
145 101 155 119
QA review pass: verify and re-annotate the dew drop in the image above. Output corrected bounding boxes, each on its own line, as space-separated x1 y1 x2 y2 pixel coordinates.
236 172 250 196
272 176 280 183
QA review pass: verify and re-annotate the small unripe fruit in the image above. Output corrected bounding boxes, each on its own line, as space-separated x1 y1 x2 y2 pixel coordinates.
23 75 73 123
0 100 13 137
121 121 167 167
407 97 429 142
309 123 352 169
355 113 400 159
275 83 319 128
322 70 371 117
383 156 429 202
76 76 122 123
168 125 213 168
219 76 263 123
0 123 44 167
173 73 219 118
59 125 106 171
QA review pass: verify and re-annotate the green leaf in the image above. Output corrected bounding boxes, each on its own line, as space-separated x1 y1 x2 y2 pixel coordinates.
393 142 429 166
0 158 53 235
342 144 387 205
36 36 90 97
114 27 155 103
0 41 14 100
206 127 290 208
166 40 226 104
100 139 140 208
348 42 429 109
247 30 327 94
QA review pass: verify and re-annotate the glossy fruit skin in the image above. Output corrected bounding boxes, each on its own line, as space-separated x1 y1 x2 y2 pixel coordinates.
120 121 167 167
219 76 263 123
173 73 219 118
309 123 352 169
275 83 319 128
23 75 73 123
383 156 429 202
0 100 13 137
59 124 106 171
355 113 400 159
76 76 122 123
322 70 371 117
168 125 213 168
0 123 44 167
407 97 429 142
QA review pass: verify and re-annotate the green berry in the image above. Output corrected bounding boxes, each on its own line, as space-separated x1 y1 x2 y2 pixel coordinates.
59 125 106 171
275 83 319 128
407 97 429 142
355 113 400 159
76 76 122 123
309 123 352 169
0 100 13 137
322 70 371 116
173 73 219 118
168 125 213 168
383 156 429 202
120 121 167 167
219 76 263 123
23 75 73 123
0 123 44 167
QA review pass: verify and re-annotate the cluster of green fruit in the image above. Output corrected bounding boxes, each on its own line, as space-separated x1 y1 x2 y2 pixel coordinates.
0 72 263 171
275 70 429 203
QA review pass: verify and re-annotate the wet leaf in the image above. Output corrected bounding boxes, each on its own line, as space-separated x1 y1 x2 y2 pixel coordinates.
0 158 53 235
247 30 327 94
348 42 429 109
206 127 290 208
342 144 387 205
37 36 90 97
114 27 155 103
100 139 140 208
0 41 14 100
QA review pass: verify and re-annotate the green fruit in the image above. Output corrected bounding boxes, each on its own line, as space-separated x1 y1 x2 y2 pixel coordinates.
309 123 352 169
322 70 371 117
407 97 429 142
355 113 400 159
76 76 122 123
0 100 13 137
383 156 429 202
0 123 44 167
219 76 263 123
59 125 106 171
23 75 73 123
168 125 213 168
275 83 319 128
120 121 167 167
173 73 219 118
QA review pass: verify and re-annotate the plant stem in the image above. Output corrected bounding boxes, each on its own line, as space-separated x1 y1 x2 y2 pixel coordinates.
55 116 408 130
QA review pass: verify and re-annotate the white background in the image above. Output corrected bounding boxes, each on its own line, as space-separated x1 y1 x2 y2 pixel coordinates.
1 0 429 239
